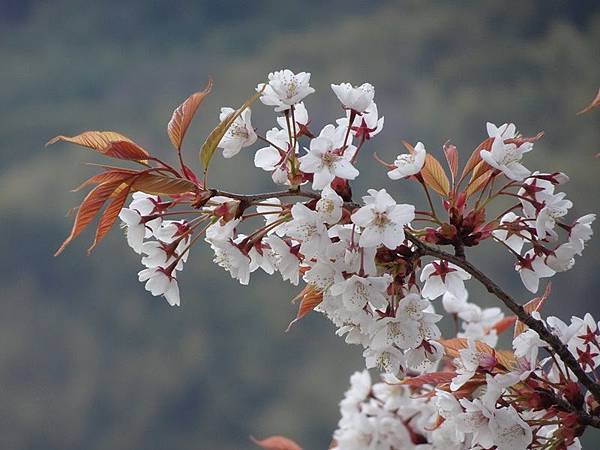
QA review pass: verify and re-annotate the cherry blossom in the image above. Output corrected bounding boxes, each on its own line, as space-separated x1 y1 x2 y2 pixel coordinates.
217 107 257 157
331 82 375 114
258 69 315 112
387 141 427 180
351 188 415 249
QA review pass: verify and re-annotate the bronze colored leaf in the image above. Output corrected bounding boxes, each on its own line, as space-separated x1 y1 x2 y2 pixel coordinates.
47 131 134 151
286 285 323 332
200 84 265 173
443 142 458 182
421 153 450 196
72 169 139 192
465 169 491 198
131 173 197 195
101 140 149 161
87 181 133 254
460 138 492 181
55 179 127 256
250 435 303 450
168 79 213 151
514 283 552 338
401 372 456 387
577 88 600 115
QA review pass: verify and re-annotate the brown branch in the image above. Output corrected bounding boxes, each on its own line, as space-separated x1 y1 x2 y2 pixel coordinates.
209 188 319 204
405 231 600 406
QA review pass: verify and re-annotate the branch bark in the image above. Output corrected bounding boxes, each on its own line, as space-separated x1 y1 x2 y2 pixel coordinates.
405 231 600 406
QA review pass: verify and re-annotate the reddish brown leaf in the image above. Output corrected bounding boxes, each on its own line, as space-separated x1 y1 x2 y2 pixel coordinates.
577 88 600 115
421 154 450 197
251 435 303 450
87 180 134 253
401 372 456 387
460 138 492 181
55 179 126 256
440 338 515 369
72 169 139 192
487 316 517 335
47 131 133 151
101 140 149 160
514 282 552 338
465 170 492 198
443 142 459 182
168 79 213 151
131 173 197 195
286 285 323 332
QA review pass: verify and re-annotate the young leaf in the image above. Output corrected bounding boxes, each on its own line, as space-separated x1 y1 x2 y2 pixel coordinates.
47 131 134 151
401 372 455 387
443 142 458 182
250 435 303 450
464 170 491 198
514 282 552 338
131 173 197 195
55 179 127 256
168 79 213 151
460 138 492 181
87 181 133 254
101 140 149 161
577 88 600 115
72 169 139 192
200 84 266 174
421 154 450 196
286 285 323 332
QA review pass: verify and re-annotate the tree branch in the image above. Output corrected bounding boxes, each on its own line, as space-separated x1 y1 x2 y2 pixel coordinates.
209 188 319 203
405 231 600 405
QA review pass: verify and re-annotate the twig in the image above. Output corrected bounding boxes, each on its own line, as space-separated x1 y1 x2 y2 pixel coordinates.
405 231 600 405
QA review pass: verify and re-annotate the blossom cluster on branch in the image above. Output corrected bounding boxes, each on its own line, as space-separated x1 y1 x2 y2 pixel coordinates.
50 68 598 449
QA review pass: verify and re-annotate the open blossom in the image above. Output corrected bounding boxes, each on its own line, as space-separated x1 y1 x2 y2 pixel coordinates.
351 188 415 249
570 214 595 253
492 212 529 254
420 260 471 301
316 184 343 225
489 406 533 450
387 141 427 180
138 267 180 306
331 82 375 113
263 235 300 285
211 240 251 285
217 107 257 158
481 122 532 181
516 250 555 293
254 127 287 172
534 192 572 240
119 207 161 254
285 203 330 258
258 69 315 112
330 274 392 311
299 124 359 190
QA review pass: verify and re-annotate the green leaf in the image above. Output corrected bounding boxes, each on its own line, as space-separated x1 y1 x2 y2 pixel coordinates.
199 84 266 174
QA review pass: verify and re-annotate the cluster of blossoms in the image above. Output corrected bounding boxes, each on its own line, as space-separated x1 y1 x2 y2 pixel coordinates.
53 68 597 449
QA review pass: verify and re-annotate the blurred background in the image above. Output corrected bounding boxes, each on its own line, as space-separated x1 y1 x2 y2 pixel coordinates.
1 0 599 448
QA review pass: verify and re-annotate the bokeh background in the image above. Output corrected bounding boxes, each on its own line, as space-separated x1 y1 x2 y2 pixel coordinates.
1 0 599 448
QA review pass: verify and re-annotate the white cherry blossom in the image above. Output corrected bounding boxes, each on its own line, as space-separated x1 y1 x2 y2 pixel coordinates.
387 141 427 180
420 261 471 301
258 69 315 112
316 184 343 225
481 123 532 181
217 107 257 158
299 124 359 190
138 267 180 306
331 82 375 113
516 250 555 293
351 188 415 249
